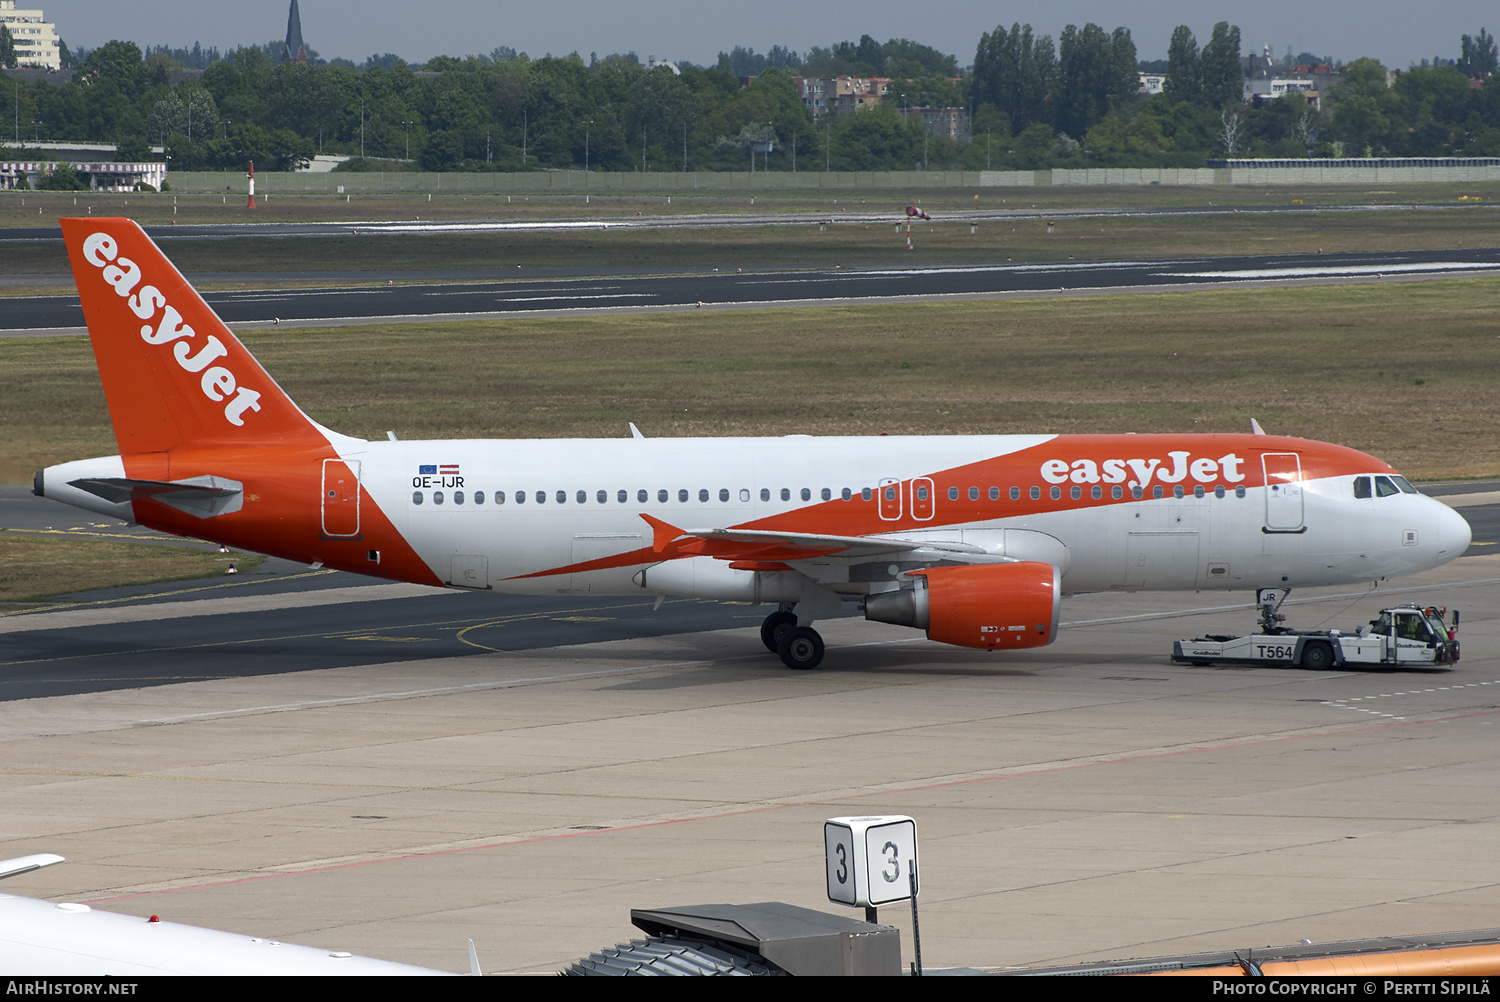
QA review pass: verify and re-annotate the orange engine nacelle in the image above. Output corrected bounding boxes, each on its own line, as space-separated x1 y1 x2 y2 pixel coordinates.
864 561 1061 650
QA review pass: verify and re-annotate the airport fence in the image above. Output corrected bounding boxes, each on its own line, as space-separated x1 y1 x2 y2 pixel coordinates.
164 163 1500 195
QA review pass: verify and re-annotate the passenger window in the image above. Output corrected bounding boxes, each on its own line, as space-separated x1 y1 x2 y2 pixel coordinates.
678 489 689 503
739 489 749 501
1030 486 1040 500
516 490 526 504
1375 476 1400 498
1091 485 1102 499
638 489 648 503
1353 476 1372 499
1112 486 1123 499
535 491 545 504
989 487 1000 501
884 485 897 501
760 488 770 501
781 488 791 501
496 491 506 504
841 487 852 501
1214 485 1224 499
1153 486 1164 499
598 490 608 503
1050 486 1061 500
1132 486 1143 499
699 489 709 502
1011 487 1021 500
474 491 485 505
1193 485 1204 498
916 486 929 501
557 490 567 504
801 488 811 501
821 488 832 501
454 491 465 505
1172 485 1184 499
412 491 424 505
948 487 959 501
1235 486 1246 498
862 488 873 501
578 490 587 504
658 489 668 503
434 491 445 505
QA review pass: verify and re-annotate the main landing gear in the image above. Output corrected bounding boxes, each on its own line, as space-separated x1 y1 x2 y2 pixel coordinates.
760 606 825 670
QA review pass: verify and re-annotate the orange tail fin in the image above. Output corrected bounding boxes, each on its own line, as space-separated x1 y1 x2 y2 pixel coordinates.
60 217 326 454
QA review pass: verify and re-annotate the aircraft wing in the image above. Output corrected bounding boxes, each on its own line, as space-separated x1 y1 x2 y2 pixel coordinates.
640 515 993 562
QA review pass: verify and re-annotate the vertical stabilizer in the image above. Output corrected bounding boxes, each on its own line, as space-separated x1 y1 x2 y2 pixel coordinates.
60 218 328 455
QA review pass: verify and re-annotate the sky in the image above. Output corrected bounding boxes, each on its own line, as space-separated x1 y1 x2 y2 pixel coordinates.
42 1 1496 70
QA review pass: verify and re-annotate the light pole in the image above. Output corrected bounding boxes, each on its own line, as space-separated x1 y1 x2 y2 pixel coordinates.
360 98 365 160
401 120 412 160
522 109 527 165
584 119 592 172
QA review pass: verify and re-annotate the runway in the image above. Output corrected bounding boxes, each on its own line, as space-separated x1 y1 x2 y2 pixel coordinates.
2 482 1498 973
6 246 1500 333
0 200 1487 247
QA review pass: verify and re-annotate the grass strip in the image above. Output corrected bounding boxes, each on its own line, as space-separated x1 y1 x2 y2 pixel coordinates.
0 532 264 604
3 278 1493 483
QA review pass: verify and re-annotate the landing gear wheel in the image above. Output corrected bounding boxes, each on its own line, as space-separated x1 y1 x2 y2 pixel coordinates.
760 610 798 653
777 626 825 670
1301 642 1334 671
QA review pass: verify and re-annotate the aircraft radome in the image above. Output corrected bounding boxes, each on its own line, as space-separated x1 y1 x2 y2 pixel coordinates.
36 219 1471 670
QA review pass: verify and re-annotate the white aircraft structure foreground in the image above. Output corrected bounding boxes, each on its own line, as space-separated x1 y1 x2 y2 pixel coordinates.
0 854 458 975
36 219 1471 669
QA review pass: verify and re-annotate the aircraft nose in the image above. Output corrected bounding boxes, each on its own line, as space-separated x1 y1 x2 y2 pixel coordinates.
1433 498 1472 564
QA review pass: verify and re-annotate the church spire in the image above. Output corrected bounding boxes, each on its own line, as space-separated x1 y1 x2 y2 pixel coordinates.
283 0 307 65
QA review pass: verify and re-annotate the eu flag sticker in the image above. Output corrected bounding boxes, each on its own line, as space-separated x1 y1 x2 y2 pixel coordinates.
419 464 437 475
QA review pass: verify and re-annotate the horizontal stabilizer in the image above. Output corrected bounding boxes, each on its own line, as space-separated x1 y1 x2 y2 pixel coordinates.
69 475 244 519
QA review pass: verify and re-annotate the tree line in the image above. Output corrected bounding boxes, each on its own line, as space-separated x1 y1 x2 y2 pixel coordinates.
2 24 1499 176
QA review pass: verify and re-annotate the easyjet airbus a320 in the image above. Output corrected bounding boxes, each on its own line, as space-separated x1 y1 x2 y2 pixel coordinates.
35 219 1471 669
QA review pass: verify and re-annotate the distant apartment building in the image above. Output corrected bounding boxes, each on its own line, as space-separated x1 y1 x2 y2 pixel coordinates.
908 106 970 143
1242 49 1336 109
794 74 968 141
0 0 60 70
795 75 892 117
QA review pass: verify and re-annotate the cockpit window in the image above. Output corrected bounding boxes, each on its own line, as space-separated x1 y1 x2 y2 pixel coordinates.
1374 475 1401 498
1391 475 1419 494
1353 476 1372 499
